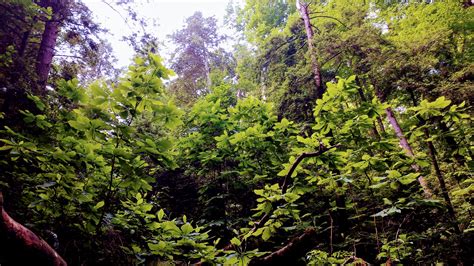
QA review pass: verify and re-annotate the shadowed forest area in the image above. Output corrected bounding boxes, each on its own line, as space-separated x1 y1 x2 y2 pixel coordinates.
0 0 473 265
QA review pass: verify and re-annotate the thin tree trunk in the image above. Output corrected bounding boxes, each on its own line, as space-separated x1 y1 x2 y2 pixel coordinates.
18 30 31 57
384 107 433 197
376 117 386 133
36 20 59 93
423 128 460 233
204 56 212 92
297 1 324 98
408 91 459 229
438 121 466 166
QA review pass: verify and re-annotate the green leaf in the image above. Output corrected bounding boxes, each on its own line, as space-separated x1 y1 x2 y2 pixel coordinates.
181 223 193 234
230 237 241 246
157 209 165 221
95 201 105 209
399 173 419 185
262 227 271 241
372 206 401 217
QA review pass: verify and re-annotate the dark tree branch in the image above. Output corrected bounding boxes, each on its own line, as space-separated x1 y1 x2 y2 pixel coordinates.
310 15 349 29
245 144 340 238
281 144 340 194
248 227 318 265
321 51 343 67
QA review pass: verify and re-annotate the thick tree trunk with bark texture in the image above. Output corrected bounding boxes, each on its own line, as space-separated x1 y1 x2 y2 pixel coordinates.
0 192 67 265
35 0 68 94
297 1 324 99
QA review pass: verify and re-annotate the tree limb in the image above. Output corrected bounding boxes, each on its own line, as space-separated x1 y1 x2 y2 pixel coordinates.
248 227 318 265
309 15 348 29
246 144 340 237
282 144 340 194
0 192 67 266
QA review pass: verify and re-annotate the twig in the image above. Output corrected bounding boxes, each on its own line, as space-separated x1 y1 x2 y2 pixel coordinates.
374 216 380 254
329 212 334 254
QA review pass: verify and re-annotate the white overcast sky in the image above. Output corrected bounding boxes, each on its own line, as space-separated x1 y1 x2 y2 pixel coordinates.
82 0 238 67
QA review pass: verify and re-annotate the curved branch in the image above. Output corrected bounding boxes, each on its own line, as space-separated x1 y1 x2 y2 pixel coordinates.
245 144 340 238
281 144 340 194
310 15 348 29
0 192 67 265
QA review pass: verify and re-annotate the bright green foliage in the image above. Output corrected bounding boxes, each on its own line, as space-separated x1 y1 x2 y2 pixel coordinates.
177 84 298 230
0 54 190 262
226 76 471 264
0 0 473 265
237 0 296 44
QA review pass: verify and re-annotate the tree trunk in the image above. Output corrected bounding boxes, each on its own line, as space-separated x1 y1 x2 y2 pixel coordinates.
0 192 67 265
35 0 68 94
384 107 433 197
423 128 460 233
297 1 324 98
376 117 386 133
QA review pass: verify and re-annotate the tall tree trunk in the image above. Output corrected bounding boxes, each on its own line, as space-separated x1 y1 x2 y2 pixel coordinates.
35 0 67 94
204 53 212 92
297 1 324 99
384 107 433 197
423 128 460 233
408 91 460 232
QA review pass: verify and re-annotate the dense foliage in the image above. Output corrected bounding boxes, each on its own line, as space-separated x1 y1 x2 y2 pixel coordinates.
0 0 473 265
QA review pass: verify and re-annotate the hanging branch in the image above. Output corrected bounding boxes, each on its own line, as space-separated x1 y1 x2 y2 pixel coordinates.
0 192 67 266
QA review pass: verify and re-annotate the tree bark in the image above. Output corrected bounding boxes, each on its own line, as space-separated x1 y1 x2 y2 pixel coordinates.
384 107 433 197
0 192 67 265
297 1 324 99
35 0 68 94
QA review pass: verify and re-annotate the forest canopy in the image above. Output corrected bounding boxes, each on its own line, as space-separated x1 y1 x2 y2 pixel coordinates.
0 0 473 265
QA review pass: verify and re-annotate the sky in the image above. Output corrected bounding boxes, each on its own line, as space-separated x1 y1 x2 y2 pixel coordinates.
82 0 237 67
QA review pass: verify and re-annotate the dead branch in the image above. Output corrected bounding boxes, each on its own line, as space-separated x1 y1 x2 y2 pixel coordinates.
248 227 318 265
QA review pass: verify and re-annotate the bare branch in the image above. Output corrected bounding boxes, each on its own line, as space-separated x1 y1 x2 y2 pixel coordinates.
310 15 349 29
